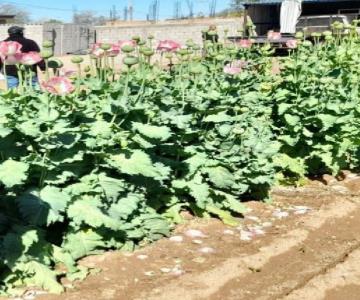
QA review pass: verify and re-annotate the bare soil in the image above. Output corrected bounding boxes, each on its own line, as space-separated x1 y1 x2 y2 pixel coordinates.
8 173 360 300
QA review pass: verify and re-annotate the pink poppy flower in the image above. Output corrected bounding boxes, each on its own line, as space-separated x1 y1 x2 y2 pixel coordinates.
0 41 22 57
224 59 248 75
157 40 181 52
224 64 242 75
238 39 253 49
118 40 136 48
91 43 105 58
2 55 20 65
232 60 248 69
59 68 77 78
42 76 75 96
16 51 42 65
286 39 298 49
267 31 282 40
108 44 120 57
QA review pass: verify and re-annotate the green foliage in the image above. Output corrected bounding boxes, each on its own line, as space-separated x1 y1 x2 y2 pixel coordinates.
2 28 360 296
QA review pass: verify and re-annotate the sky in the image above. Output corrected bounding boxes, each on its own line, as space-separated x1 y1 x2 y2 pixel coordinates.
3 0 231 22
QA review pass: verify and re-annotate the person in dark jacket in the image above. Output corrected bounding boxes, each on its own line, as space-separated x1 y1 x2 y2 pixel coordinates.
0 26 45 88
202 25 219 43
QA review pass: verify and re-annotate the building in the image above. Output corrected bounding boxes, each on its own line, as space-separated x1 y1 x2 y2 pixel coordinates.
242 0 360 35
0 15 16 24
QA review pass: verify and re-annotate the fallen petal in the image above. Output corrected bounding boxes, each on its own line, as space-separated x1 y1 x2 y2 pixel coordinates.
137 254 148 260
240 230 254 241
192 257 207 264
249 226 265 236
160 268 172 273
198 247 216 254
169 235 184 242
262 222 273 228
144 271 156 276
192 239 203 244
246 216 260 222
273 210 289 219
223 229 235 235
172 268 185 276
185 229 207 238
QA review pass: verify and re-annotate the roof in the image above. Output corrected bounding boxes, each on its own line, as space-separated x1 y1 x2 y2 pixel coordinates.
0 15 16 18
243 0 359 5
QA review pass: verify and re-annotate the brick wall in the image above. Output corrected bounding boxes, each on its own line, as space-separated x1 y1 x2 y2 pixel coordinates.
95 18 244 45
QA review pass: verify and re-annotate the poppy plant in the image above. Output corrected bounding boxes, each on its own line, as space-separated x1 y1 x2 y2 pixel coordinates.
91 43 105 58
286 39 298 49
118 40 137 48
0 41 22 58
16 52 42 66
42 76 75 96
267 31 282 40
157 40 181 52
238 39 253 49
108 44 121 57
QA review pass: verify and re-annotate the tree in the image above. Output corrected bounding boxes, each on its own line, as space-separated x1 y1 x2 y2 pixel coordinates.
231 0 260 10
72 11 107 25
38 18 64 24
0 4 31 24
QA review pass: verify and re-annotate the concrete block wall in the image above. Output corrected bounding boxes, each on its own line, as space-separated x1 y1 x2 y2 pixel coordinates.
0 24 43 46
43 24 95 55
95 18 244 46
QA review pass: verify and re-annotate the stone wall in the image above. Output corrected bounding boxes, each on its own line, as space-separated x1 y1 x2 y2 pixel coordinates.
95 18 244 45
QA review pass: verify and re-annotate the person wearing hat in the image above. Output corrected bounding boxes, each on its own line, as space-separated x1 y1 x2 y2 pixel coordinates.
0 26 45 88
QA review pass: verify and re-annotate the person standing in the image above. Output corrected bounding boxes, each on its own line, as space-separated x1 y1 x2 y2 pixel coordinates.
280 0 302 35
0 26 45 88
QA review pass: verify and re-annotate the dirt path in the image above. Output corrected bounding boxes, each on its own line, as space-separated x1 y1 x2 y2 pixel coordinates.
11 174 360 300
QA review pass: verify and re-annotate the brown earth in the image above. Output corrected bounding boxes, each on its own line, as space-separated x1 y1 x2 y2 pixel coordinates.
5 173 360 300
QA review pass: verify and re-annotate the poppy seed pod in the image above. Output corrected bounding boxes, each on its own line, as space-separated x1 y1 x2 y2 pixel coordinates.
123 56 139 66
100 43 112 51
42 40 54 48
71 56 84 64
207 30 218 37
41 49 54 59
295 32 304 39
122 45 135 53
48 58 64 69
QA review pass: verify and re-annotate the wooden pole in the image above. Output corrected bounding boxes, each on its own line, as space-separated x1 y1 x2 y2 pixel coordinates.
243 6 248 38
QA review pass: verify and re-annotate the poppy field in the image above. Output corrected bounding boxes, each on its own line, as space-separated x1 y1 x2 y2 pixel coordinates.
0 21 360 295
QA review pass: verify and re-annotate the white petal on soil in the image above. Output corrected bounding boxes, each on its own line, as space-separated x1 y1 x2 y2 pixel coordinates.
246 216 260 222
192 239 203 244
240 230 254 241
294 206 312 214
185 229 207 238
192 257 206 264
144 271 156 276
249 226 265 235
137 254 148 260
172 269 185 276
198 247 216 254
169 235 184 242
223 229 235 235
272 210 289 219
262 222 273 228
160 268 172 273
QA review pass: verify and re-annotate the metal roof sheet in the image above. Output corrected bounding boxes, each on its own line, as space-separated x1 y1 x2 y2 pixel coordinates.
244 0 360 5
